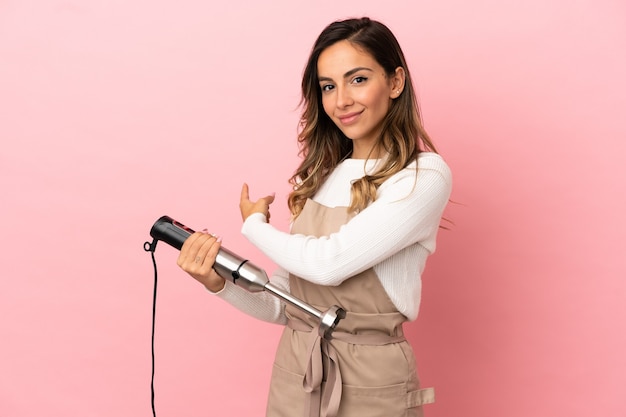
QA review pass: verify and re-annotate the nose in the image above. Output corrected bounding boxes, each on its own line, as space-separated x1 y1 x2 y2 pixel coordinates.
335 86 353 109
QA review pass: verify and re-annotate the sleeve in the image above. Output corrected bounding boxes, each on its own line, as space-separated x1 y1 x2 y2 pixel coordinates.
209 266 290 325
241 156 452 286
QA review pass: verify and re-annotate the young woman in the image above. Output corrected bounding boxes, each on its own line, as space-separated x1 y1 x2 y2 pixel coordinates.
178 17 452 417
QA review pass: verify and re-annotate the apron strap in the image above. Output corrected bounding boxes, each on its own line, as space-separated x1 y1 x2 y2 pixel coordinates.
408 387 436 407
288 317 407 417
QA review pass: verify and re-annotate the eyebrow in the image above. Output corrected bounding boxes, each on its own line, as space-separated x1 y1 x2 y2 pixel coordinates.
318 66 374 83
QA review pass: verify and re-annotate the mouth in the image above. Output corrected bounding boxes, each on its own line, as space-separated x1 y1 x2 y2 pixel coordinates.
337 111 362 125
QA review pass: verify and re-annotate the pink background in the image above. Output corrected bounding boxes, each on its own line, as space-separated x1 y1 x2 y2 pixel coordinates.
1 0 625 416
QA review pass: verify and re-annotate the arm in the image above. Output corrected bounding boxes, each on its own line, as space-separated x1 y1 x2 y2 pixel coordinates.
176 229 289 325
212 267 290 325
242 157 452 286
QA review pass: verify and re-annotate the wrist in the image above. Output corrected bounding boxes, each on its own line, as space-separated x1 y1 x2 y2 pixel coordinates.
205 276 226 293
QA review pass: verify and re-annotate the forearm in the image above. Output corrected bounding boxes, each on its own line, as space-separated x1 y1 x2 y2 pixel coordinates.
209 269 289 325
242 165 451 285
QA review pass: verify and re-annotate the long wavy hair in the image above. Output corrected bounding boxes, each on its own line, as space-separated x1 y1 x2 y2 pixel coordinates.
288 17 437 217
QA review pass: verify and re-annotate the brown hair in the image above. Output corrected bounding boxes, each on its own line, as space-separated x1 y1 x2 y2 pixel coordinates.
288 17 437 217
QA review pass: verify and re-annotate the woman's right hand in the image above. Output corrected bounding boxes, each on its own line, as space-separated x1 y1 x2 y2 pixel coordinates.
177 231 225 292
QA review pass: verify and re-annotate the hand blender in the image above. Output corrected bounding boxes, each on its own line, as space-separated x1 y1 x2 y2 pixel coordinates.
148 215 346 339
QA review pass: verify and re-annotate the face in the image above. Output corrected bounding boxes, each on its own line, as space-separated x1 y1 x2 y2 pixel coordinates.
317 40 403 158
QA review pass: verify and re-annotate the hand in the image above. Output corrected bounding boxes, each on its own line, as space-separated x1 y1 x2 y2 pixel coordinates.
240 183 275 222
177 231 225 292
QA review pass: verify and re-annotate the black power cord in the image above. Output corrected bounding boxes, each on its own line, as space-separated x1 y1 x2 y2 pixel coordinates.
143 239 159 417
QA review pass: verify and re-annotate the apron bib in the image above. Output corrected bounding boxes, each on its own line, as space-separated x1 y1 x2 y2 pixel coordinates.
266 199 434 417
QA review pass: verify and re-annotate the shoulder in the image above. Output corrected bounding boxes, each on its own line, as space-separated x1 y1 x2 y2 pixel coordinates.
415 152 451 178
386 152 452 187
373 153 452 206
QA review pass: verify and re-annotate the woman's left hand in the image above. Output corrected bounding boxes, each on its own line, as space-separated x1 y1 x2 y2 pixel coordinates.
240 183 275 222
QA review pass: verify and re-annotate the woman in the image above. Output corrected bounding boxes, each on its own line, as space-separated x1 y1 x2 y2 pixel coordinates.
178 17 452 417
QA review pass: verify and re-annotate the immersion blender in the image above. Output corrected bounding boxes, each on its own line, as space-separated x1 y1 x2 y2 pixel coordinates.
148 215 346 339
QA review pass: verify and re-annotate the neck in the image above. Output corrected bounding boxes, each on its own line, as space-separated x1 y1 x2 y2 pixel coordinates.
351 143 381 159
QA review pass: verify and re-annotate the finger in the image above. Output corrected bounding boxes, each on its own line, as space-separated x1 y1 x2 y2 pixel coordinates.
240 183 250 203
195 234 219 267
205 236 222 268
263 193 276 205
178 232 205 266
179 232 214 269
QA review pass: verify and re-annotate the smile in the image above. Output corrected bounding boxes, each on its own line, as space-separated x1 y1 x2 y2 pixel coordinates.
337 111 362 125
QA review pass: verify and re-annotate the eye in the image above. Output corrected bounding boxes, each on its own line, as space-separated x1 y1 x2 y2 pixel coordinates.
352 76 367 84
320 84 335 92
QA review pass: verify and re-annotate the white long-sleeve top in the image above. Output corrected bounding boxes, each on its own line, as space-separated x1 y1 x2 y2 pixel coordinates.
214 152 452 322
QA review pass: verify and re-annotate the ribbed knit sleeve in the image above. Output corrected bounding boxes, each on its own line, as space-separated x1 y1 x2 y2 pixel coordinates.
212 266 290 325
241 153 452 286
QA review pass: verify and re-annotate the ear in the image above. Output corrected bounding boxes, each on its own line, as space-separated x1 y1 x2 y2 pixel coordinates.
389 67 406 99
